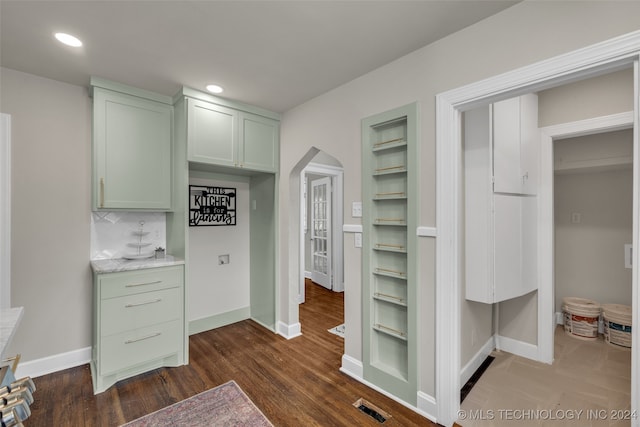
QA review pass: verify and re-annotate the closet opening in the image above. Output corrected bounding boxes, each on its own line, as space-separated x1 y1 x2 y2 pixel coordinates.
290 148 345 342
458 67 635 423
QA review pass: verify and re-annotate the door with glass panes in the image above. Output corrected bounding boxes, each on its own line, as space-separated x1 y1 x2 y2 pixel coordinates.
310 177 332 289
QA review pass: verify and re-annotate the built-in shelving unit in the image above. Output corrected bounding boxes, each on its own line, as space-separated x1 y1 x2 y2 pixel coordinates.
361 103 417 405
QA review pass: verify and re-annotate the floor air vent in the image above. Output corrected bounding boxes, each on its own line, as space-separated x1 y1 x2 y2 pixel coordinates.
353 398 390 423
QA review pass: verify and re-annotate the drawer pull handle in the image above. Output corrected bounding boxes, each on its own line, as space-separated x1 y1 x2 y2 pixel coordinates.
125 298 162 308
125 280 162 288
125 332 161 344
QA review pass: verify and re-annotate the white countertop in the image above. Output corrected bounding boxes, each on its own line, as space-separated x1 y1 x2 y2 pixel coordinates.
90 255 185 274
0 307 24 361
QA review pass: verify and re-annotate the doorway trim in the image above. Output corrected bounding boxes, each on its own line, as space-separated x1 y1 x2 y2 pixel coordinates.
538 111 634 364
299 162 344 303
435 31 640 426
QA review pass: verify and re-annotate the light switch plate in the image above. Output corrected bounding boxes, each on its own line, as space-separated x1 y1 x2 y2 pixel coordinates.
354 233 362 248
571 212 581 224
352 202 362 218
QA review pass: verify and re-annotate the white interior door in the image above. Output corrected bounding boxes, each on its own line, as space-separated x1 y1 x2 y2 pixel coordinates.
311 177 332 289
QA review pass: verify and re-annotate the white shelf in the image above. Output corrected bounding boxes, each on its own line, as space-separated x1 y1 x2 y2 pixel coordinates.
373 323 407 341
373 268 407 280
373 292 407 307
372 139 407 152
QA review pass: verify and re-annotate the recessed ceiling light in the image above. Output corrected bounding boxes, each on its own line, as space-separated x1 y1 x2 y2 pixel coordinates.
54 32 83 47
206 84 224 94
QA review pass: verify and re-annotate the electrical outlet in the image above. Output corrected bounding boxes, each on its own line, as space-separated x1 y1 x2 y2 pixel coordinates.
354 233 362 248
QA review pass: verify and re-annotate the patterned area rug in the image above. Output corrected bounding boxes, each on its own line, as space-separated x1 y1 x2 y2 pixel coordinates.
120 380 273 427
328 323 345 338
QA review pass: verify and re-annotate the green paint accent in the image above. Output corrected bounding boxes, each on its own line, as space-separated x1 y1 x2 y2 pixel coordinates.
361 102 419 406
188 307 251 335
167 97 189 361
250 173 277 331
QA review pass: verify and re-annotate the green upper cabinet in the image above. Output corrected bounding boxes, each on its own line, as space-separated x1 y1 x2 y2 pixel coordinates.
185 95 279 173
187 99 238 167
92 80 173 211
238 112 279 172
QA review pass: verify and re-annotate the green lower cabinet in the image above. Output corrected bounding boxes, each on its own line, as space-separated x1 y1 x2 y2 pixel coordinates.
91 265 186 394
361 103 418 405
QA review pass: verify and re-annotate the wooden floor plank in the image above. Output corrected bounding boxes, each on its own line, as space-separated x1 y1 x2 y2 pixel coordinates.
27 279 437 426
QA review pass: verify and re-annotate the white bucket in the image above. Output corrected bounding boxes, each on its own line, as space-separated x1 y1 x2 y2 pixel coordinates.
602 304 632 349
563 297 601 340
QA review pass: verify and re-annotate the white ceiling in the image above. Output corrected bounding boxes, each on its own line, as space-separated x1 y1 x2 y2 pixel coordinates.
0 1 518 113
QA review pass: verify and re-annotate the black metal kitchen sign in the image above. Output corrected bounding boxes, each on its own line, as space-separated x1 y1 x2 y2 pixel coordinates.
189 185 236 226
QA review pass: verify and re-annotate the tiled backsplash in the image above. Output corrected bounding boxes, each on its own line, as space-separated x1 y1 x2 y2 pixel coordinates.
90 212 166 260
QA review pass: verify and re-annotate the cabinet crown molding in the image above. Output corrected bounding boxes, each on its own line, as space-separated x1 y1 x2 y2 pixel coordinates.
174 87 281 121
89 77 173 105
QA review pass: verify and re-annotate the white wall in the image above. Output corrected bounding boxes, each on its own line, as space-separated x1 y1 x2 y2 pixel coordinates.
0 67 92 361
0 113 10 309
555 165 633 311
188 175 250 323
538 68 634 127
279 1 640 399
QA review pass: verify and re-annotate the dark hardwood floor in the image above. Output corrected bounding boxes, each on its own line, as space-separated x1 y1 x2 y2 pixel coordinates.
28 279 437 426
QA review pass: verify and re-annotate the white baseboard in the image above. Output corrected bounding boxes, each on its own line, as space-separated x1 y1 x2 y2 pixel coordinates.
340 354 437 423
495 334 538 361
340 354 363 379
276 321 302 339
15 346 91 379
304 270 312 279
460 335 495 387
416 391 438 423
555 311 563 325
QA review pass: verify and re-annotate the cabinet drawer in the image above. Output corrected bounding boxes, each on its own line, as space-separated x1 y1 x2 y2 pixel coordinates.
100 266 183 299
99 320 182 375
101 287 181 337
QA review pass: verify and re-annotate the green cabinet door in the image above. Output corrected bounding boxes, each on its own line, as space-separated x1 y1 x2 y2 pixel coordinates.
239 112 279 173
187 98 238 167
93 88 172 210
184 95 279 173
